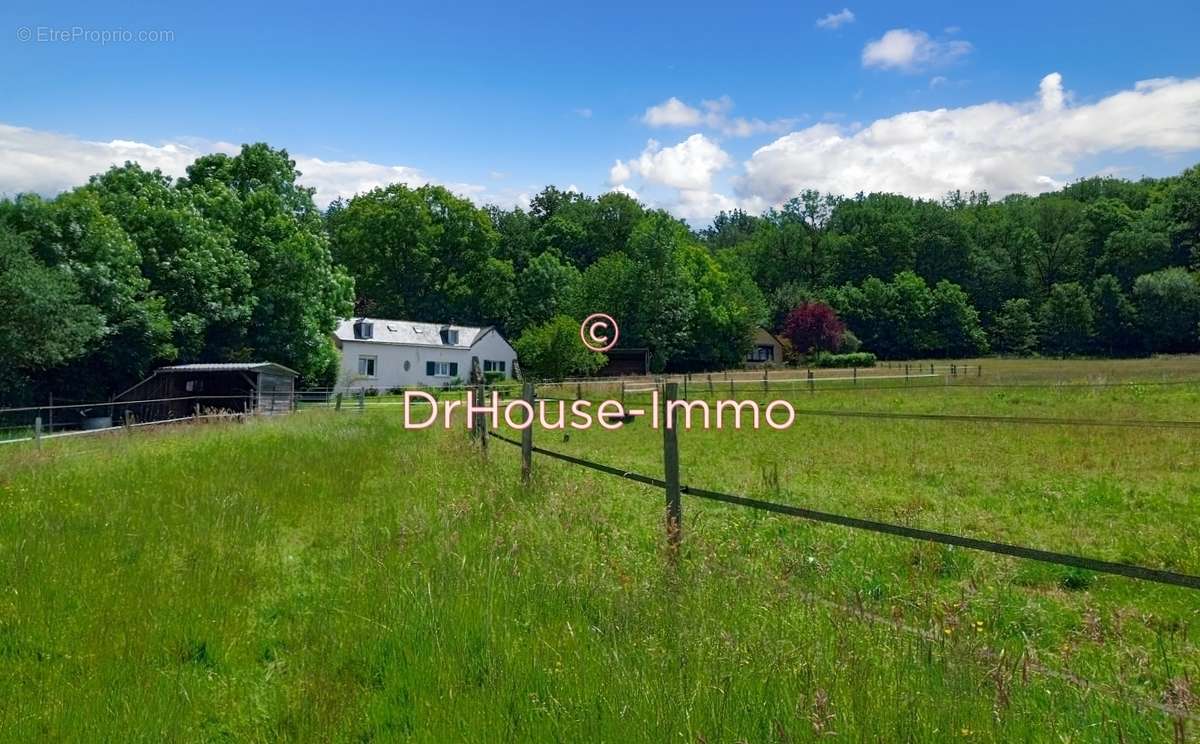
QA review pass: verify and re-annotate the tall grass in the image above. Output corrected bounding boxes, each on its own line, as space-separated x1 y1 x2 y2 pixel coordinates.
1 359 1197 740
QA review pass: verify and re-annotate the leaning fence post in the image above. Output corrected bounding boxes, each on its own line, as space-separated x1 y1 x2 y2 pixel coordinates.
34 416 42 448
521 382 534 484
662 382 682 559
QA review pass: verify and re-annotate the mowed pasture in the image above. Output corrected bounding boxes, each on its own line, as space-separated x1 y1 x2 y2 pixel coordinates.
1 359 1199 741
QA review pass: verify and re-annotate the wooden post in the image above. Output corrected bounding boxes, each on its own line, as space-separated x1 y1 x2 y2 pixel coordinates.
682 375 688 400
124 409 133 434
48 393 53 434
729 378 734 398
808 368 814 394
521 382 534 484
707 374 713 396
762 367 769 394
662 382 682 558
358 389 365 412
620 381 626 406
978 364 982 378
479 384 489 456
34 416 42 448
576 381 583 400
335 392 342 411
853 367 857 385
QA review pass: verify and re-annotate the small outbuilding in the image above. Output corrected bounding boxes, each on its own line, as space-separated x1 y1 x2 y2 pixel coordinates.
113 362 298 422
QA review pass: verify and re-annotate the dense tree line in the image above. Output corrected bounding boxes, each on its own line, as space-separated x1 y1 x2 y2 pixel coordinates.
3 146 1200 401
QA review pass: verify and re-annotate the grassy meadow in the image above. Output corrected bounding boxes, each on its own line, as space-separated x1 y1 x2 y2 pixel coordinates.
1 358 1198 741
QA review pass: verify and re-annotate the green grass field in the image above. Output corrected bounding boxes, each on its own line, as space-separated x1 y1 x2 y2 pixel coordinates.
1 358 1198 741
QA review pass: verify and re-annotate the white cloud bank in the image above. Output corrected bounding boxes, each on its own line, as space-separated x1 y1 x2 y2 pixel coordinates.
739 73 1200 206
0 123 490 208
862 28 972 72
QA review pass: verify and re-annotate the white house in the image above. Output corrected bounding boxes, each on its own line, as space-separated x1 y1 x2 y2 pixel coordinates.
332 318 517 391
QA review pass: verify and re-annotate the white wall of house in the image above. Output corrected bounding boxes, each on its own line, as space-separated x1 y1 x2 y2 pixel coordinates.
337 331 517 391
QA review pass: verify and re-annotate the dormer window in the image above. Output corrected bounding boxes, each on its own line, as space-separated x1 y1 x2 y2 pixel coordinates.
352 320 374 340
440 328 459 345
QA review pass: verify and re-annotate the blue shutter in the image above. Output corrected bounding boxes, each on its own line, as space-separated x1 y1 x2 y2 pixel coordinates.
426 361 435 376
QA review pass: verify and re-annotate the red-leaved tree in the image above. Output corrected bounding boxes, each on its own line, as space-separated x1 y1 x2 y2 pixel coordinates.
783 302 845 355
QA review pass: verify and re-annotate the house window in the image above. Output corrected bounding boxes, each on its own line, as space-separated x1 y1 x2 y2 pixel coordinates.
440 328 460 345
483 360 506 373
425 361 459 378
353 321 374 340
358 355 378 378
748 345 774 362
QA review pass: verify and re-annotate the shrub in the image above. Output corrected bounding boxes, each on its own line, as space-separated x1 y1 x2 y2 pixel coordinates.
839 329 862 353
483 371 506 384
809 352 877 368
782 302 845 355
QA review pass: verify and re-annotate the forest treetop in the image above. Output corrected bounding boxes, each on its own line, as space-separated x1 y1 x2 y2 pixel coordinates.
2 142 1199 403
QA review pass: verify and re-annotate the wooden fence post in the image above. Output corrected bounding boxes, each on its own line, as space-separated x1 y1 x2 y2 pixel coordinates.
521 382 534 484
662 382 682 559
682 375 688 400
762 367 769 394
335 392 342 411
707 374 713 396
48 393 53 434
808 368 814 394
620 381 626 407
358 389 365 412
34 416 42 448
853 367 857 385
124 409 133 434
978 364 982 377
576 381 583 401
479 384 489 456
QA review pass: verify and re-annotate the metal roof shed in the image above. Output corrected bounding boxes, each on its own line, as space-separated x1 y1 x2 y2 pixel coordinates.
113 362 298 422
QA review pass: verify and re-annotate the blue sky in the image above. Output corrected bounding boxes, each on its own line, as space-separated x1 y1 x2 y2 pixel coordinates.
2 1 1199 220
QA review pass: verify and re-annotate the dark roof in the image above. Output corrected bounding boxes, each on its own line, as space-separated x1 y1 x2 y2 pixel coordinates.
157 362 299 377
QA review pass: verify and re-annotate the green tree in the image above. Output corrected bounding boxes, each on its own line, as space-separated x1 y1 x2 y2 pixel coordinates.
1090 275 1138 355
0 227 104 402
1040 283 1094 356
512 315 606 381
185 144 354 383
510 251 581 336
928 280 989 357
1131 267 1200 352
991 298 1038 356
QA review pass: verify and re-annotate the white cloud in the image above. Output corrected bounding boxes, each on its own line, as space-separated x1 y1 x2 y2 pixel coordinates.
816 8 855 29
573 107 593 119
608 184 640 200
738 73 1200 205
610 134 731 191
640 96 797 137
0 123 491 208
862 29 972 72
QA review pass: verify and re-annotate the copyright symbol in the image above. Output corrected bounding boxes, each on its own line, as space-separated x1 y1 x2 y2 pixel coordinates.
580 313 619 353
17 26 32 42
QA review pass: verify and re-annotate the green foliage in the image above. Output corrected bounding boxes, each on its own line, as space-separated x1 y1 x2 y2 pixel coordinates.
808 351 877 368
512 315 606 380
0 226 104 401
991 298 1038 356
1040 282 1094 356
1131 267 1200 352
1091 275 1138 355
